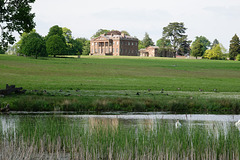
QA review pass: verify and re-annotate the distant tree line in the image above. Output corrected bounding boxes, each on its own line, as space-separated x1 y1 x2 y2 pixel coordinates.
138 22 240 60
7 25 90 59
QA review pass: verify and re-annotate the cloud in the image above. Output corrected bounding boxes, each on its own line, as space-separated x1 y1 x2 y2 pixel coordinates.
91 8 171 22
204 6 240 19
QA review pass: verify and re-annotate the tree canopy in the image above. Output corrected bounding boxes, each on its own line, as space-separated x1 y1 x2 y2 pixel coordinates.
46 35 66 57
191 40 204 59
203 44 224 60
142 32 154 48
162 22 189 57
92 29 110 38
211 39 219 49
229 34 240 60
0 0 36 52
20 32 46 59
191 36 211 58
82 40 90 55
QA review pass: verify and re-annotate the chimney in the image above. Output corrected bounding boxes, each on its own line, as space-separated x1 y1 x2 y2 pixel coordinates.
121 33 125 37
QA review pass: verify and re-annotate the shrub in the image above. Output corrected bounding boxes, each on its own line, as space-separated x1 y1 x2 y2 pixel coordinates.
236 54 240 61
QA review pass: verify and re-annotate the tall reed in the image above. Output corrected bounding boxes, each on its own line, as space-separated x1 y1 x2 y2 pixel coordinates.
0 116 239 159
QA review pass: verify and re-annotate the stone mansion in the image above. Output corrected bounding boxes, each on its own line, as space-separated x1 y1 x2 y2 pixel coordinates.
90 31 139 56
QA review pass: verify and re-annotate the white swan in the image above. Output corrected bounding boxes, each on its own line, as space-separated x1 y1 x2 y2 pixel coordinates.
175 119 181 128
235 120 240 127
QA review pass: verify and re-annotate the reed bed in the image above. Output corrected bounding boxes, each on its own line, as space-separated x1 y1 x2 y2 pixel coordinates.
0 116 240 160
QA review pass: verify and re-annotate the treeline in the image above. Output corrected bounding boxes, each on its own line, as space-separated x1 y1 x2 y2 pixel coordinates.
5 22 240 61
7 25 90 59
138 22 240 60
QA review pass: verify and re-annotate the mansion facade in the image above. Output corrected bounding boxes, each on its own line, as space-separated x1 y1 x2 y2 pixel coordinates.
90 31 138 56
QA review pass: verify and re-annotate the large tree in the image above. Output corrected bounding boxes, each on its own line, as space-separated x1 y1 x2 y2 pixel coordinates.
229 34 240 60
20 32 46 59
191 36 211 58
0 0 35 52
162 22 188 57
142 32 154 48
46 25 65 42
46 35 66 57
45 25 66 56
191 40 204 59
92 29 110 38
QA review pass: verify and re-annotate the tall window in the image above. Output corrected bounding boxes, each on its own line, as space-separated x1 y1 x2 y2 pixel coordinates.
116 48 118 53
113 48 115 53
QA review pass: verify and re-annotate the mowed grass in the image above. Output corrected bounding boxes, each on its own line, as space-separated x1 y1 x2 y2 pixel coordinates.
0 54 240 92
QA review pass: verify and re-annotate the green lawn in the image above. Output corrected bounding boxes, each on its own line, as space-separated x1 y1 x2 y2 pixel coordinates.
0 54 240 92
1 55 240 112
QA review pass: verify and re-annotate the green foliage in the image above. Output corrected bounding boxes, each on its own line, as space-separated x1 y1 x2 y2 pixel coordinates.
211 39 219 48
229 34 240 60
20 32 46 58
0 47 5 54
236 54 240 61
121 30 130 36
162 22 189 57
45 25 65 42
204 44 224 60
0 0 36 51
62 27 72 43
46 35 66 57
141 32 154 48
73 38 87 55
138 40 145 50
191 39 205 58
156 37 174 57
92 29 110 38
191 36 211 57
178 40 191 56
82 40 90 55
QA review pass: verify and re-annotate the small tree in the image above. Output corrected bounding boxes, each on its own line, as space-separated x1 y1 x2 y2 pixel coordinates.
191 36 211 54
229 34 240 60
142 32 154 48
236 54 240 61
20 32 46 59
203 44 223 60
191 40 205 59
46 35 66 57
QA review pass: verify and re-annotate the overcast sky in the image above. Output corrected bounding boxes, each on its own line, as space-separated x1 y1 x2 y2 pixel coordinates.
31 0 240 49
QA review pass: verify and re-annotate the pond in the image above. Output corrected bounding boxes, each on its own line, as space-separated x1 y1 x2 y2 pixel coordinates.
1 112 240 131
1 112 240 159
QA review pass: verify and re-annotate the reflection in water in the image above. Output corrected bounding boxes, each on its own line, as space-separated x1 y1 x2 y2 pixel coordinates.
0 113 240 137
89 117 119 132
1 116 17 138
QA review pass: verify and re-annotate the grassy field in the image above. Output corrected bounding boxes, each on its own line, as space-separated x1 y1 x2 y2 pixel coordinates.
0 54 240 112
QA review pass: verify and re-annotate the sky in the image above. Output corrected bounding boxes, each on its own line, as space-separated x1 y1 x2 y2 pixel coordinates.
31 0 240 50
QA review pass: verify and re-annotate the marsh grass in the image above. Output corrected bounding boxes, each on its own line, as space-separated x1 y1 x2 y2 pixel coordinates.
4 94 240 113
0 116 240 159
